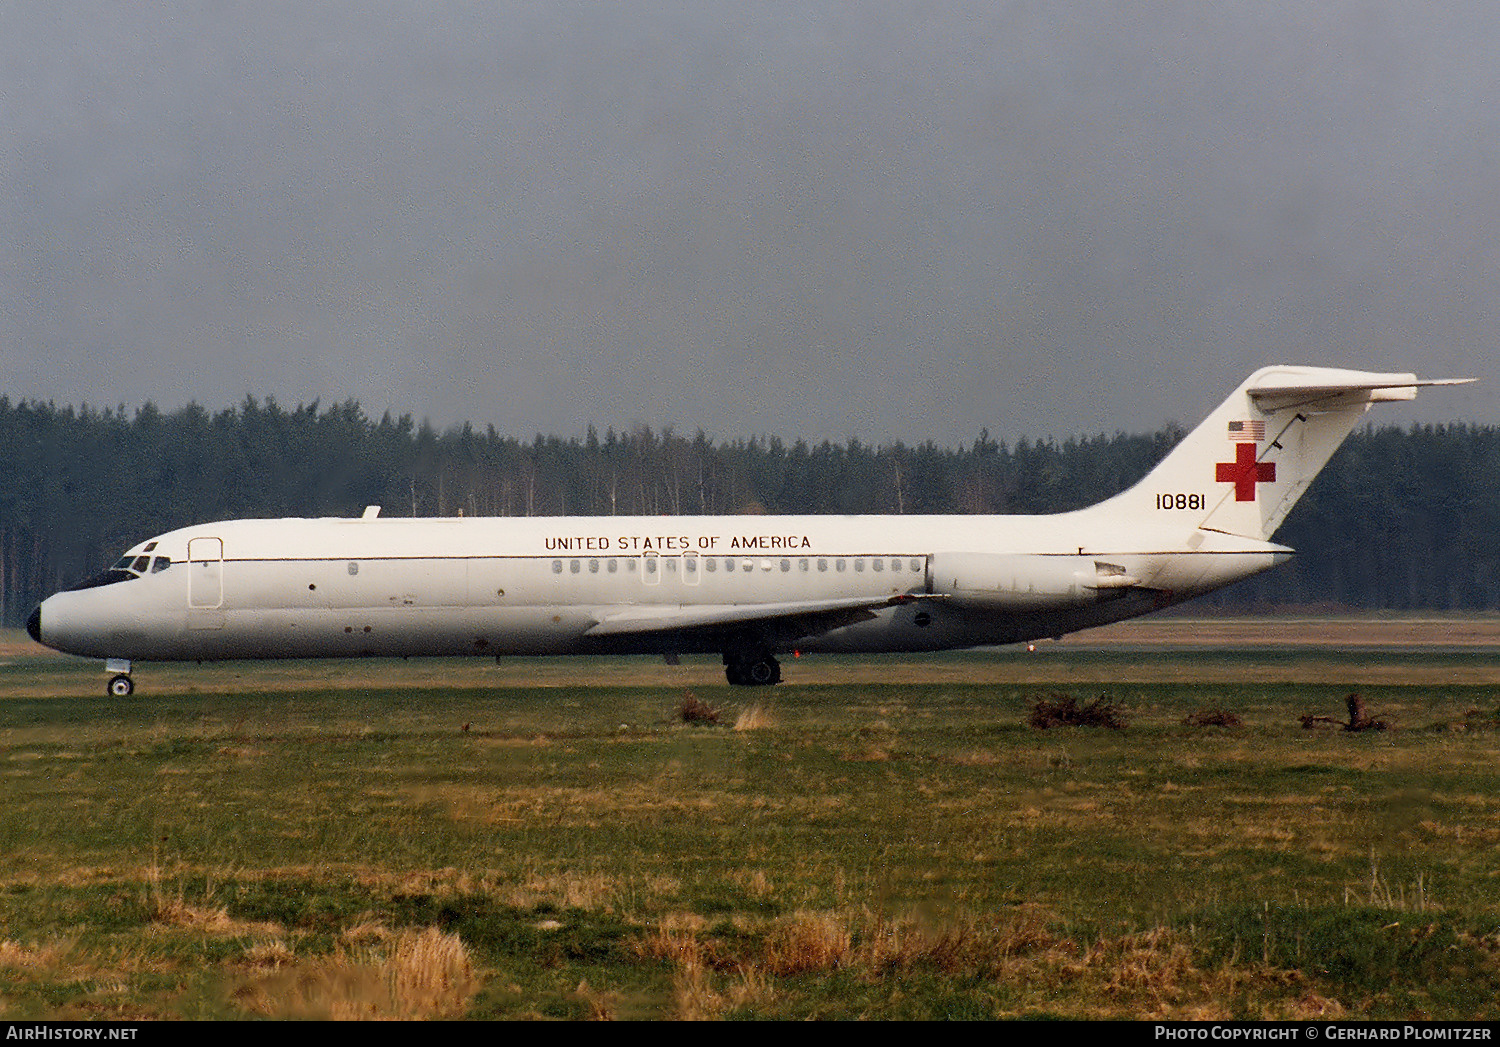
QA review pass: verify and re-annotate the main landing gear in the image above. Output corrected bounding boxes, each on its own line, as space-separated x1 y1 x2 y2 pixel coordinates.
105 658 134 698
724 649 781 687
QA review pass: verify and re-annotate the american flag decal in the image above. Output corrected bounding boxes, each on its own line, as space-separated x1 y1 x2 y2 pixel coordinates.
1227 419 1265 442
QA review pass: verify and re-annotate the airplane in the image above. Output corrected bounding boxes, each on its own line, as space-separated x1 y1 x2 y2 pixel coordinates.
26 365 1472 696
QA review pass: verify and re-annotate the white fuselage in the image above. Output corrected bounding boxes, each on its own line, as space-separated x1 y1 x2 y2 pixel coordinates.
32 510 1285 664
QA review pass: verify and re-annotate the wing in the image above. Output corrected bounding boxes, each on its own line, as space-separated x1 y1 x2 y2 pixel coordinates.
584 594 936 642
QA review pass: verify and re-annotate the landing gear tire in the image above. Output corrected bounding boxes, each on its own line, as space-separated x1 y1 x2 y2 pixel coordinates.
108 674 134 698
746 659 778 685
724 652 781 687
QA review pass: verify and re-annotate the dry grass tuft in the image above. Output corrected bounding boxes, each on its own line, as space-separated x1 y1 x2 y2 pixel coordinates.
144 867 238 934
1092 927 1201 1005
148 893 236 933
141 865 283 939
732 868 775 899
733 702 774 731
670 958 724 1020
230 926 475 1020
0 939 71 970
637 909 851 1016
240 938 295 970
632 914 713 968
665 955 777 1020
857 907 1063 976
387 926 476 1016
762 912 852 975
341 920 393 944
507 869 620 910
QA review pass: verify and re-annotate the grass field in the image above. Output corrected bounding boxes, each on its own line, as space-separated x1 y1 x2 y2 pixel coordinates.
1 621 1498 1020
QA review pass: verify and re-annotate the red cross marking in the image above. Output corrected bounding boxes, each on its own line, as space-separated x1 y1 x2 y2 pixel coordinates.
1216 442 1275 502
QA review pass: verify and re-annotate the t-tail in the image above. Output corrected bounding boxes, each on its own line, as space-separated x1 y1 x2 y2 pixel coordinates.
1088 365 1474 544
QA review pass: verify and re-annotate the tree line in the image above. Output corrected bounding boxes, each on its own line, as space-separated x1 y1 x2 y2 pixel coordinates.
1 395 1494 624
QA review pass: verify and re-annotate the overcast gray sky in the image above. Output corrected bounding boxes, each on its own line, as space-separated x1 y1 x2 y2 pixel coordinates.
2 1 1493 446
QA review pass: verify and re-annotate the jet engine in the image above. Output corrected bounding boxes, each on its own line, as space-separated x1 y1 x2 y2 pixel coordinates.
928 552 1142 610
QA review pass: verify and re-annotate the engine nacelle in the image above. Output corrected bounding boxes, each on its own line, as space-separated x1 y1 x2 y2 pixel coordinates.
928 552 1141 610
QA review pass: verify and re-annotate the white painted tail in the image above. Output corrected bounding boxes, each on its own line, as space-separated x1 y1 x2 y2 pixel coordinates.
1089 366 1472 543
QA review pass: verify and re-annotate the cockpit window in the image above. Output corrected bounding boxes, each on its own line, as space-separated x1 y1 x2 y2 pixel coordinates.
65 566 139 591
67 549 160 591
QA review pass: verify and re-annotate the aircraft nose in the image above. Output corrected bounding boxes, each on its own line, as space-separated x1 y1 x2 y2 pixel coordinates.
26 605 41 644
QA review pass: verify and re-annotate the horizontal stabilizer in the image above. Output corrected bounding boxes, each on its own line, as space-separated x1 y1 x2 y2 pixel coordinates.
1247 369 1474 408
